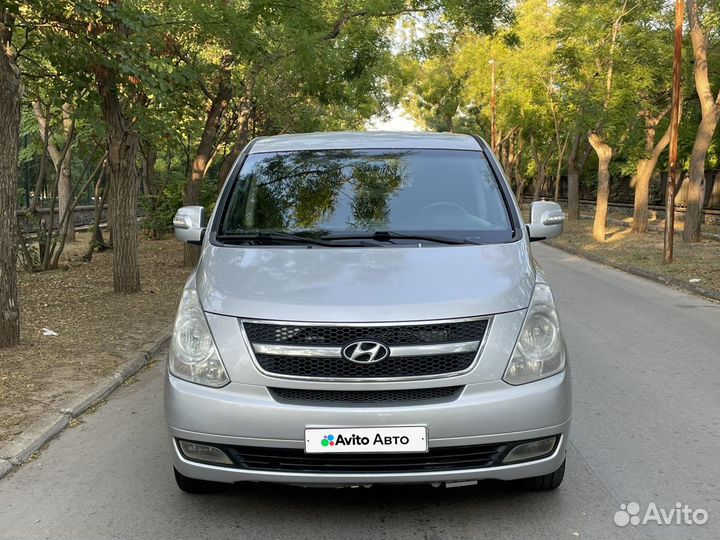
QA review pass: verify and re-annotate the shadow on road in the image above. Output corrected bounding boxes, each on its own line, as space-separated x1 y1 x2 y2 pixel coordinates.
196 478 557 507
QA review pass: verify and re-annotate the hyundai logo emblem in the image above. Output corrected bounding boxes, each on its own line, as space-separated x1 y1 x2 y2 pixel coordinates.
341 340 390 364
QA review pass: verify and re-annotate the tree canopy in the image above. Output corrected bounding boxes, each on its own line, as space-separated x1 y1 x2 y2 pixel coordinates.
2 0 720 347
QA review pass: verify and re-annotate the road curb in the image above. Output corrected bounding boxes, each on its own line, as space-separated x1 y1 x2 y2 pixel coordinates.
0 459 12 477
545 241 720 303
1 415 70 466
0 323 173 481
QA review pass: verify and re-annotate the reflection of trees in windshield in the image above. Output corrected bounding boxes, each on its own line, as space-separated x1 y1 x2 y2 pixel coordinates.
228 150 409 233
348 162 404 229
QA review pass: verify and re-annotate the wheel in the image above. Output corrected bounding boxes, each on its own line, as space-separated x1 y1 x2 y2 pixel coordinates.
174 467 226 494
520 459 565 491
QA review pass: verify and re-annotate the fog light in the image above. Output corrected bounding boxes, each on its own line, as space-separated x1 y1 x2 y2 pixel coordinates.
503 436 557 464
178 440 233 465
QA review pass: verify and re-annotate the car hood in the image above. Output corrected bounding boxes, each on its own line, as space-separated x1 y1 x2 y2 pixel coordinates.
196 241 535 322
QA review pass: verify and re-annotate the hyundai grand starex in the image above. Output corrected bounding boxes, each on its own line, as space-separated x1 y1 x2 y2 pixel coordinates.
167 131 570 493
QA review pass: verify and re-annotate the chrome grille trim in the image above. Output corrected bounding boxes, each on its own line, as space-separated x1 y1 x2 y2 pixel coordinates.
252 344 343 357
242 316 490 328
240 316 492 382
389 341 480 357
252 340 480 359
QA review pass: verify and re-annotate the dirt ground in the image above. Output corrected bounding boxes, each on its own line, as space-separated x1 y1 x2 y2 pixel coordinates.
548 217 720 295
0 233 189 446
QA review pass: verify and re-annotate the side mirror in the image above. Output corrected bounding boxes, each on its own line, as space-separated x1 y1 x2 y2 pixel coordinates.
528 201 565 241
173 206 206 245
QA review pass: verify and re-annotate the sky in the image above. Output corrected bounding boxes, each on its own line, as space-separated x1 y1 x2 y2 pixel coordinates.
366 105 421 131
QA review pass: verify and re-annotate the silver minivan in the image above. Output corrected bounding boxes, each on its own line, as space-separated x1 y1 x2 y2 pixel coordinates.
166 131 570 493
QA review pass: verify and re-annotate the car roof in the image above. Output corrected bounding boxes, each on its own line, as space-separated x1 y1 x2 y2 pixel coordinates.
248 131 483 154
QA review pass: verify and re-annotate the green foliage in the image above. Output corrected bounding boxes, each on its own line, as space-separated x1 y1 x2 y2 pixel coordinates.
140 174 218 238
398 0 720 194
7 0 520 249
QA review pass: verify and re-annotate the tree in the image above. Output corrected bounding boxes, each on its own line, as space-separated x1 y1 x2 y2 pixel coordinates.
631 107 672 233
622 6 675 233
28 0 178 290
172 0 451 266
31 101 77 243
97 63 141 293
556 0 630 231
683 0 720 242
555 0 673 240
529 132 553 201
588 1 630 242
587 132 614 241
0 8 21 346
401 0 566 204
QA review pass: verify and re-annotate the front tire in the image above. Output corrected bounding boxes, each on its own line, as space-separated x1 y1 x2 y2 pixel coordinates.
174 467 226 494
521 459 565 490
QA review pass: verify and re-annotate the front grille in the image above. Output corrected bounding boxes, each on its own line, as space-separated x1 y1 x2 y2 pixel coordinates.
269 386 464 406
256 352 477 379
244 318 489 380
244 320 488 347
207 442 515 473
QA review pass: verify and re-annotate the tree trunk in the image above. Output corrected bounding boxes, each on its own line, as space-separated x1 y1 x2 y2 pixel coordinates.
97 66 141 293
182 78 233 267
632 118 671 233
684 0 720 242
566 133 581 220
494 128 502 158
60 104 75 242
58 157 74 242
588 132 613 242
445 114 454 132
217 123 248 186
510 134 525 207
141 141 157 196
515 179 526 204
105 183 113 245
683 111 718 241
532 169 545 201
0 44 21 347
217 89 253 186
32 101 76 243
632 161 651 234
84 168 107 262
514 170 526 206
554 133 569 202
529 133 550 202
501 134 511 175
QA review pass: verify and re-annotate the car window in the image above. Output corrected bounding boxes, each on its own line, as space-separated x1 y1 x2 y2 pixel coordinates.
219 149 514 243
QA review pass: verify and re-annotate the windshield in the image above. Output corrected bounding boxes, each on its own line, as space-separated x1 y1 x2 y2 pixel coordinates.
218 149 514 244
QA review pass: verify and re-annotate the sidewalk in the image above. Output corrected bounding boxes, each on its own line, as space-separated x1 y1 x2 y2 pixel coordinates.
0 235 188 478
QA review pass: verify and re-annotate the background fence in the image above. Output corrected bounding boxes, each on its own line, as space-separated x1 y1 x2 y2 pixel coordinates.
540 170 720 210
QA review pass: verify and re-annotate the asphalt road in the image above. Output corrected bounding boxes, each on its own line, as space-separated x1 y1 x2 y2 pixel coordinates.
1 243 719 540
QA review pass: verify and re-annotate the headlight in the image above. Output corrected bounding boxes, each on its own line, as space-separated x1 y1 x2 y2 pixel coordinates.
503 283 565 385
168 288 230 387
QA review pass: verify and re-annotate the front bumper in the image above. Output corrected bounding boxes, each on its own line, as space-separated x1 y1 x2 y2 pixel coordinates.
165 369 571 485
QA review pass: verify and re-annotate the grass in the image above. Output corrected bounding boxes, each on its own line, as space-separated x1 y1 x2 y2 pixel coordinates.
548 217 720 295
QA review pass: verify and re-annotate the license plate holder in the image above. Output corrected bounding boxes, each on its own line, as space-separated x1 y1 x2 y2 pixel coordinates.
305 426 428 454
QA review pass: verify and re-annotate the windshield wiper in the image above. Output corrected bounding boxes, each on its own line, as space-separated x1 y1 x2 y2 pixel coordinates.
217 232 382 247
323 231 480 245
